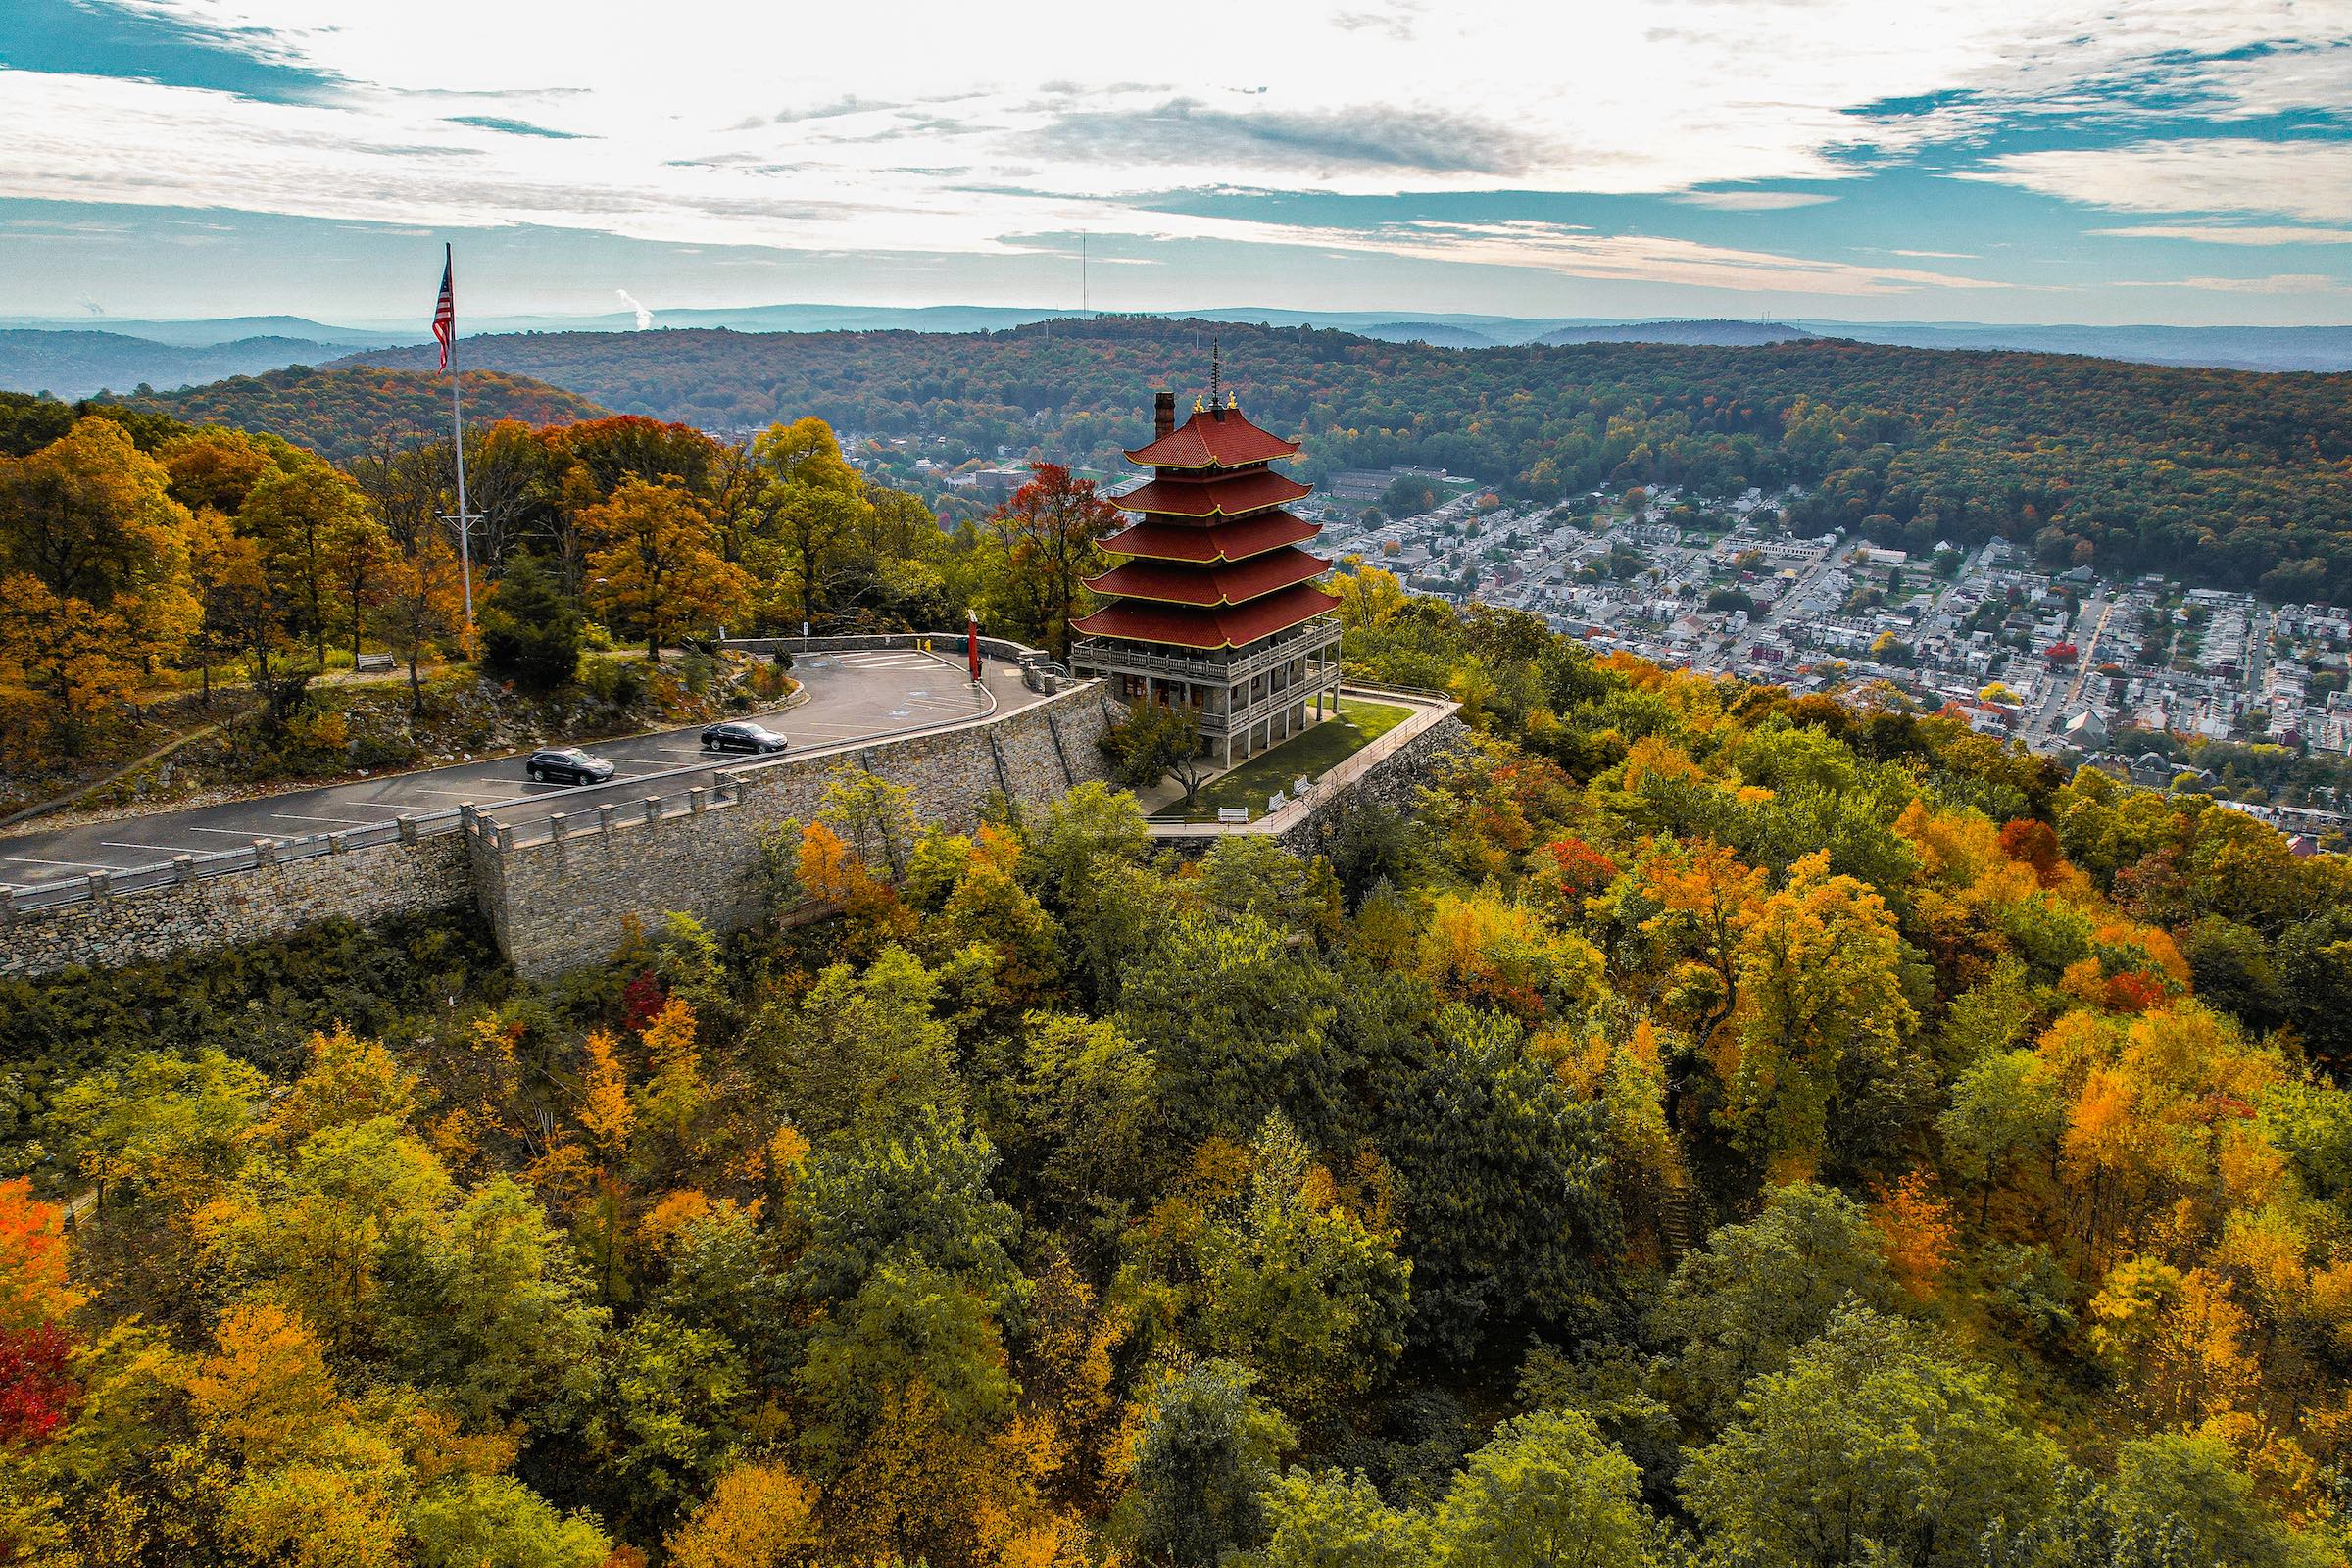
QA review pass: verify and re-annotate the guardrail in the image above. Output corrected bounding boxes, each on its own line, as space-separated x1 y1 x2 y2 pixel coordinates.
1 632 1078 921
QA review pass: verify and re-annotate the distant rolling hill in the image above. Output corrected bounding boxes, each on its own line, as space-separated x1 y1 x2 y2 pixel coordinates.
0 329 382 400
0 315 409 349
20 305 2349 373
1347 320 1504 348
1538 319 1818 348
120 364 614 461
1793 319 2352 373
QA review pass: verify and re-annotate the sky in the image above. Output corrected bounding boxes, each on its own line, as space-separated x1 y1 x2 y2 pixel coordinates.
1 0 2349 328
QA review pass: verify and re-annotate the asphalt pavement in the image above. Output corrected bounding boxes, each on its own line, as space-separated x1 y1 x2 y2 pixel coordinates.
0 648 1044 891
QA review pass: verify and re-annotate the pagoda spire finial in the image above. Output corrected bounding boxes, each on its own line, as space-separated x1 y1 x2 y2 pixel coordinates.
1209 337 1222 415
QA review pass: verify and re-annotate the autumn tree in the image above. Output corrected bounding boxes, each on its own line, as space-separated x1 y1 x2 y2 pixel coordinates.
0 416 197 746
580 476 753 660
241 459 375 667
665 1461 823 1568
980 462 1123 661
750 416 870 630
320 504 393 666
372 523 466 714
1194 1114 1411 1420
1724 850 1920 1181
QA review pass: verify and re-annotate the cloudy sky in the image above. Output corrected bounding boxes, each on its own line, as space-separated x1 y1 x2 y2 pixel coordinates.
3 0 2349 327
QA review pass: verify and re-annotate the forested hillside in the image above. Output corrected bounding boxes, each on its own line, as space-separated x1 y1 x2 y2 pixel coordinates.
342 318 2352 601
121 366 613 461
8 566 2352 1565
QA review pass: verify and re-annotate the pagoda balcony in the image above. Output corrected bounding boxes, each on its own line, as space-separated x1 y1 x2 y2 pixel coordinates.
1070 615 1338 688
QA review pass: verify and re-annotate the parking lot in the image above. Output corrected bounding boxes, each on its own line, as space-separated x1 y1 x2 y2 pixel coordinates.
0 647 1044 890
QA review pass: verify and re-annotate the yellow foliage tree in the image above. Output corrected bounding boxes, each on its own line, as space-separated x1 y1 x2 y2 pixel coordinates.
665 1461 824 1568
1726 852 1919 1180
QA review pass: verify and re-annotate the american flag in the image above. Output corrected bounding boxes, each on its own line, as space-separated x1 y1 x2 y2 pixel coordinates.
431 245 456 371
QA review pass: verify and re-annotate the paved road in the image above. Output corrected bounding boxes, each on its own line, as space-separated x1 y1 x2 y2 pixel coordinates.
0 648 1043 891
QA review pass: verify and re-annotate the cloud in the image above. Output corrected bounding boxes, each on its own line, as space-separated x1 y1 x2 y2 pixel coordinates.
1033 99 1552 177
2090 222 2352 245
2113 272 2351 294
1885 248 1980 259
1968 138 2352 224
1184 217 2000 296
1669 191 1838 211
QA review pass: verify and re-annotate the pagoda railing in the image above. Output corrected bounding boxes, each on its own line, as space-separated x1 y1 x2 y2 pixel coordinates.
1071 615 1339 688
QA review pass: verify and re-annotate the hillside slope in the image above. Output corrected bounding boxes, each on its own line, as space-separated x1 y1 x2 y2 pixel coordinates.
123 363 614 459
339 317 2352 599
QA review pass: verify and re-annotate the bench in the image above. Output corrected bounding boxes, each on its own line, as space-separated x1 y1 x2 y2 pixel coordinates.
355 653 396 673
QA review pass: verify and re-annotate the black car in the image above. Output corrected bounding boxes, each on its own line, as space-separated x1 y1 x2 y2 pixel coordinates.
524 747 616 785
700 721 789 755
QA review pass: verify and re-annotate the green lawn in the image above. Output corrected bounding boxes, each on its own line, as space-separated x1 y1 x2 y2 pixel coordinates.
1165 699 1413 822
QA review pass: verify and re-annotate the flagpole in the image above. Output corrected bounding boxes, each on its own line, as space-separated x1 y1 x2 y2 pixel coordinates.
446 243 475 656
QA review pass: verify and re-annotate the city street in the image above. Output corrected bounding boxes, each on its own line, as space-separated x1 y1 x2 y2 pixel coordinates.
0 647 1043 891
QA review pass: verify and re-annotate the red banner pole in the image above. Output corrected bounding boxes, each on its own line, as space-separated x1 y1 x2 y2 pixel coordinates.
967 612 982 684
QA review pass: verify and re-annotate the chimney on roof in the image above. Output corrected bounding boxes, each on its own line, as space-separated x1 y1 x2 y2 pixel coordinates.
1153 389 1175 440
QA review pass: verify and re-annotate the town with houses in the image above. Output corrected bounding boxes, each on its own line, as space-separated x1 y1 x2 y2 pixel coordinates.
1311 466 2352 854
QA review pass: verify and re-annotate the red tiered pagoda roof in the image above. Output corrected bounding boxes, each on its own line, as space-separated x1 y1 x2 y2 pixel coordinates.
1113 470 1309 517
1122 413 1300 470
1101 513 1319 564
1072 582 1340 652
1075 395 1338 653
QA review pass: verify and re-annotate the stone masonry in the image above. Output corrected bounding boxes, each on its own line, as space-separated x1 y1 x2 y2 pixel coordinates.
0 828 472 978
474 679 1121 977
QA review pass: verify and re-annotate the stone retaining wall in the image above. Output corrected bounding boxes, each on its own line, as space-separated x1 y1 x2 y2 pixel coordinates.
479 680 1118 977
0 674 1467 982
0 829 471 978
1146 690 1473 859
1271 712 1475 857
0 677 1119 982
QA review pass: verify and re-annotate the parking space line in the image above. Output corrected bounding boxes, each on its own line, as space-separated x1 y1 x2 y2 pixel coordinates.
188 825 269 836
103 841 213 856
0 854 121 870
269 810 390 826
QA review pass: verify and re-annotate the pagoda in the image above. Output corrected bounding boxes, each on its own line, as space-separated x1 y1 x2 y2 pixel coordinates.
1070 369 1343 768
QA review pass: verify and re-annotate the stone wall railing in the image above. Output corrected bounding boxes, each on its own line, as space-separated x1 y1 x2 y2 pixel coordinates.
1 807 472 923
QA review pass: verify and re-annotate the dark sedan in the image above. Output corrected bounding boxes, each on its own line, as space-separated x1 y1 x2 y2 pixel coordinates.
524 747 617 786
700 720 789 755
